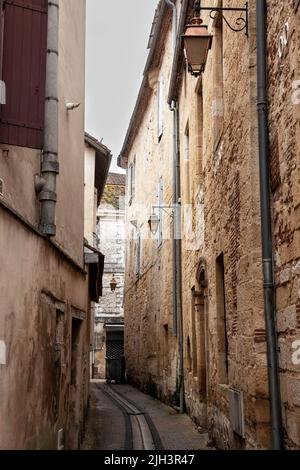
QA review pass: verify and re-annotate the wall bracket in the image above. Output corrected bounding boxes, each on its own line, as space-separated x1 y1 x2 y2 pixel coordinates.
198 2 249 37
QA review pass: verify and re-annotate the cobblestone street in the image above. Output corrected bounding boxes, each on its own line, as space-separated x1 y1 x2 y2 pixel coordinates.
81 381 211 451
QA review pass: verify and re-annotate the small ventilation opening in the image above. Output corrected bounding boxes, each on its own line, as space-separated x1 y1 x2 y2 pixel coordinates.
0 178 4 197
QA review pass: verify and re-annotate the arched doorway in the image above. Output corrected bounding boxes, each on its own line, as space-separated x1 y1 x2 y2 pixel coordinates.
191 258 208 424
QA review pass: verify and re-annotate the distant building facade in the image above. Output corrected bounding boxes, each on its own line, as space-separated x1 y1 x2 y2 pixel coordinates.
92 173 126 379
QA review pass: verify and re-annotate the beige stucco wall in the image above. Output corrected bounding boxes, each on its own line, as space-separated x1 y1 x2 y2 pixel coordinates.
56 0 86 265
0 0 86 266
0 0 88 450
0 209 89 450
0 146 40 226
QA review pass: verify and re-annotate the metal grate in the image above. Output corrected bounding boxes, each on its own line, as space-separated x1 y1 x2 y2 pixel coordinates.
106 341 124 360
229 388 245 438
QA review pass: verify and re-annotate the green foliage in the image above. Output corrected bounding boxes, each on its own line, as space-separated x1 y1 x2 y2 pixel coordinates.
103 184 125 210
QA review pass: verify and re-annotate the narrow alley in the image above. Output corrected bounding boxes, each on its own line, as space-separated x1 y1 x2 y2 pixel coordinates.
82 382 211 451
1 0 300 459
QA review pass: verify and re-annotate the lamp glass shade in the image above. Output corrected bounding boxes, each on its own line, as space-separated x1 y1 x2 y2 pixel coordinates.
148 213 160 235
110 276 117 291
182 20 213 76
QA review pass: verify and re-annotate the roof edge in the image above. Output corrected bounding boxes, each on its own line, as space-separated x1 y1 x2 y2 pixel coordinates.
167 0 191 105
85 132 111 157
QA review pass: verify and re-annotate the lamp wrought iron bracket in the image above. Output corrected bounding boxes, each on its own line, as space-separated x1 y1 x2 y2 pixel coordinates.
198 2 249 37
152 205 175 218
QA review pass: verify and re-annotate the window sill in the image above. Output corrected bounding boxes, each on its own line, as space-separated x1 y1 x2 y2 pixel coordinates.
218 383 230 392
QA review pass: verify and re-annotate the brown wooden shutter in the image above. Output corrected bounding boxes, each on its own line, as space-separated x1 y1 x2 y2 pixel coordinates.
0 0 47 149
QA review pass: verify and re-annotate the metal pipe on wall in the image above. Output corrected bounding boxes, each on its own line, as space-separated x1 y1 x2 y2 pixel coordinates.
165 0 185 414
256 0 283 450
39 0 59 237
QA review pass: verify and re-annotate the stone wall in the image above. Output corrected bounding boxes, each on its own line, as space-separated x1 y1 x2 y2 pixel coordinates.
121 0 300 449
177 0 270 450
93 178 126 379
0 208 89 450
267 0 300 449
123 18 180 403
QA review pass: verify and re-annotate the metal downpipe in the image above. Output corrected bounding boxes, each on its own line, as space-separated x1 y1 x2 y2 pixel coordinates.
39 0 59 236
165 0 184 413
256 0 283 450
174 104 184 414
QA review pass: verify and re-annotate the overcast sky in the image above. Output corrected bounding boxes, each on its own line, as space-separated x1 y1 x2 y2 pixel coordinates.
85 0 158 173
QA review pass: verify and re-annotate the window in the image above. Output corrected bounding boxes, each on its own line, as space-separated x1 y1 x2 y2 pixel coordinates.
191 290 198 379
129 229 134 275
136 233 142 278
195 79 204 173
157 79 164 140
0 0 48 148
157 178 163 246
193 266 208 398
0 340 6 365
187 336 192 373
216 253 229 384
128 158 135 204
163 324 169 370
55 309 64 353
184 123 190 204
70 317 82 386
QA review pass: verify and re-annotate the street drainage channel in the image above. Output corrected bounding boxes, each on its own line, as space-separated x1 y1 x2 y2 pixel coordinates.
99 384 164 451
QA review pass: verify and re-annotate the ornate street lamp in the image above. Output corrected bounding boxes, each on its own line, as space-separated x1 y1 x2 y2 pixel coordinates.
148 211 160 236
148 206 175 236
183 0 249 77
110 275 117 292
182 1 213 77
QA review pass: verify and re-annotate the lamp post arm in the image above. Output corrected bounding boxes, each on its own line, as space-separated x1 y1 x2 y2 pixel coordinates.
151 205 175 217
199 3 249 37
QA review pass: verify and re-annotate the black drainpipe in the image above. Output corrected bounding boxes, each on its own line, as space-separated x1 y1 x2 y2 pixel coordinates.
256 0 283 450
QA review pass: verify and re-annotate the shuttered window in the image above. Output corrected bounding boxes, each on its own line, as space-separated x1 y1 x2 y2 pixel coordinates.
0 0 48 149
157 79 164 141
